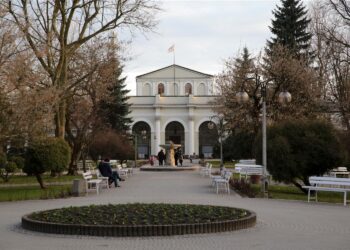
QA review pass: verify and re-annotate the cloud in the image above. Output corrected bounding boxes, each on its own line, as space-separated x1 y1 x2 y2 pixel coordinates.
123 0 310 95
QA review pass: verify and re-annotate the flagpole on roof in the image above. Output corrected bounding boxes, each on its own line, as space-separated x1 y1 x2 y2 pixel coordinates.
168 44 176 95
173 48 175 95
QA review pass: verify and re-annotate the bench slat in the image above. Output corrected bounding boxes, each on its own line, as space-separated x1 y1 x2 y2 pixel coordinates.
302 186 350 192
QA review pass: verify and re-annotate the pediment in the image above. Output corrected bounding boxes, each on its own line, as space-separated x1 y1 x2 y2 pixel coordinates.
136 65 212 79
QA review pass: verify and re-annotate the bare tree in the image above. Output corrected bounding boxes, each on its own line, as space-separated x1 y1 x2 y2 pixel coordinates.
262 45 319 121
311 1 350 130
325 0 350 48
0 10 57 148
215 47 261 132
64 37 115 174
215 45 318 133
3 0 159 138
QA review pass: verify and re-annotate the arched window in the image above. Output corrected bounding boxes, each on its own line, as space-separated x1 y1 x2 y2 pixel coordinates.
158 83 165 95
185 83 192 95
143 83 152 95
197 83 206 95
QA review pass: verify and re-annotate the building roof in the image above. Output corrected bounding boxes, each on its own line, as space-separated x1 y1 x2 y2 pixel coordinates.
136 64 213 80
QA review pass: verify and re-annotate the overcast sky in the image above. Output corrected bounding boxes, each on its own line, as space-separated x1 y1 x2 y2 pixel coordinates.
121 0 311 95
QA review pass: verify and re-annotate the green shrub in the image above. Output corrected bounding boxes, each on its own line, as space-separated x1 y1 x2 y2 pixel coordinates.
8 156 25 170
0 151 19 182
24 137 71 188
254 119 346 192
49 138 71 175
337 131 350 169
0 151 6 167
222 130 255 161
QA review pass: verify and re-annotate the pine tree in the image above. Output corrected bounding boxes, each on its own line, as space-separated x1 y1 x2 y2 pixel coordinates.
99 38 132 132
234 47 255 82
267 0 312 59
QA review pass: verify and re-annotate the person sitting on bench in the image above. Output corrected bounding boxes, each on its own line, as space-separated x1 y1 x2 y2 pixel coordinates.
98 159 124 187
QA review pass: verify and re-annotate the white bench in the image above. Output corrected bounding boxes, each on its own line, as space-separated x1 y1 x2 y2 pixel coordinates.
302 176 350 206
328 167 350 178
200 163 212 177
211 171 232 194
115 164 128 179
234 164 263 179
77 160 96 171
82 171 102 195
238 159 256 164
96 169 109 189
121 163 134 176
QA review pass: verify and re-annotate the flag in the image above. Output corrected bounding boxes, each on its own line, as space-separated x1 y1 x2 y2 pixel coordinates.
168 44 175 53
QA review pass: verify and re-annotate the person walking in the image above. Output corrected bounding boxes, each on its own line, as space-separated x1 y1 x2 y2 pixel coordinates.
157 149 165 166
178 148 183 167
174 149 179 166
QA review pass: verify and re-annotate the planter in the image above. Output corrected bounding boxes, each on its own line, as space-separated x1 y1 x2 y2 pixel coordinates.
250 175 261 184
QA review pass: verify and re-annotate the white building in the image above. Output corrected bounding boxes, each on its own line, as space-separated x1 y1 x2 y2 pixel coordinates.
128 64 219 158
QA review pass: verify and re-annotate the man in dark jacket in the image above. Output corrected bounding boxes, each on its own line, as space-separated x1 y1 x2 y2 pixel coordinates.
157 149 165 166
98 159 123 187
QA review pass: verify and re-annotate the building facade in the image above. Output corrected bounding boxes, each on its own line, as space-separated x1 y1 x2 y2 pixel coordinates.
128 64 219 158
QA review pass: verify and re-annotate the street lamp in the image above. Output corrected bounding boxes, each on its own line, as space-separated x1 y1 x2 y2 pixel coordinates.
208 114 225 170
236 75 291 195
132 130 147 168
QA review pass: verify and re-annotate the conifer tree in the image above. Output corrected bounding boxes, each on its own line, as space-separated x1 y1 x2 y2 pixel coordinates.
105 64 132 132
267 0 312 59
99 39 132 132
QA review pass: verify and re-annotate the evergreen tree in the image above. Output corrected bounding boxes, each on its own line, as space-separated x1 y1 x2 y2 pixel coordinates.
267 0 312 59
99 38 132 132
234 47 255 81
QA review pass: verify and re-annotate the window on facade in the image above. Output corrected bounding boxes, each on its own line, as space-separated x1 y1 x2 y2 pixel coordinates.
158 83 165 95
185 83 192 95
174 83 179 96
143 83 152 95
197 83 206 95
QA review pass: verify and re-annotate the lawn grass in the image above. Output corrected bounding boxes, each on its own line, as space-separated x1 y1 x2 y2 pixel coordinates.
206 159 235 168
0 174 82 185
0 185 72 202
250 184 345 204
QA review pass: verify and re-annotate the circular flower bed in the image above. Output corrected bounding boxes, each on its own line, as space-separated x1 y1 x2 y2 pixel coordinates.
22 203 256 236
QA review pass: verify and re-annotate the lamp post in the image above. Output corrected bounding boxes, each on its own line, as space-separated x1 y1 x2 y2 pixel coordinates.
236 75 291 195
132 130 147 168
208 114 225 170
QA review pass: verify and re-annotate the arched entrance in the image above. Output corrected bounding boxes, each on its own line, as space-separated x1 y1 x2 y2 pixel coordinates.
198 121 218 158
132 121 151 159
165 121 185 152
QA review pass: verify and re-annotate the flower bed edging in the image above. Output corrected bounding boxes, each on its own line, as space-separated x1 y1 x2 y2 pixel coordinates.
22 211 256 237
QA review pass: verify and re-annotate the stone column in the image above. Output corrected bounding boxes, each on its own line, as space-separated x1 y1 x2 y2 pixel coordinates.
188 120 194 155
188 105 195 155
155 119 161 154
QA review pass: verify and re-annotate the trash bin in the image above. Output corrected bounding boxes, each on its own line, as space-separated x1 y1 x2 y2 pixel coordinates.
72 179 87 196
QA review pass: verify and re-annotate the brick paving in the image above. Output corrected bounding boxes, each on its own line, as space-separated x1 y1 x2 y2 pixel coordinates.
1 169 350 250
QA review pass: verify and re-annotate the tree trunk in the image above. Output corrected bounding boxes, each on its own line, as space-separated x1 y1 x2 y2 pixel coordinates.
68 146 81 175
291 180 307 194
55 100 67 138
67 139 82 175
50 170 58 177
35 174 45 189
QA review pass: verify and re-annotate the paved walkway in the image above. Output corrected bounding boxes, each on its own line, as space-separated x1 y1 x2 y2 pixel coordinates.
1 169 350 250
